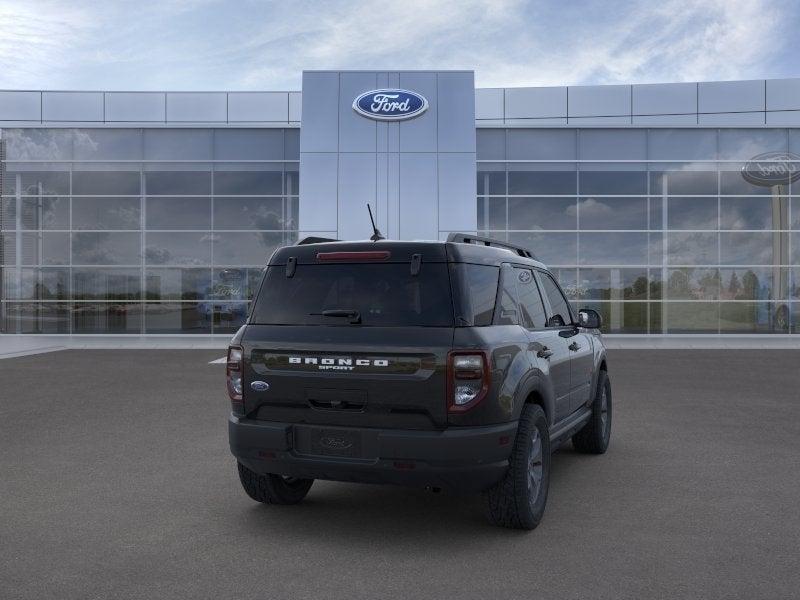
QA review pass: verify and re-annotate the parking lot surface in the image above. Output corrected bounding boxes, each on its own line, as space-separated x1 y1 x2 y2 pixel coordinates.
1 349 799 599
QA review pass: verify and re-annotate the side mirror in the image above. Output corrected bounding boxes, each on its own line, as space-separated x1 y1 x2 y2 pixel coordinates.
577 308 602 330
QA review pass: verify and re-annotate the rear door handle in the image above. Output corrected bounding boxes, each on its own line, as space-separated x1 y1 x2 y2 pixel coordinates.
568 341 581 352
536 346 553 359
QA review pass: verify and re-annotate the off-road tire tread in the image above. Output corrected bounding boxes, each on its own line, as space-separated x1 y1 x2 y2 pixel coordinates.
237 462 313 505
484 404 549 530
572 370 611 454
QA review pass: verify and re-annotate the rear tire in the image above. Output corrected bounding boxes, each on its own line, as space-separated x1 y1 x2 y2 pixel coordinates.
484 404 550 530
237 462 314 505
572 370 612 454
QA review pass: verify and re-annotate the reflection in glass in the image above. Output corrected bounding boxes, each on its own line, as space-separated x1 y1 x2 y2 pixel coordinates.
667 232 718 265
719 268 778 301
213 169 283 195
145 232 212 266
17 268 69 300
667 197 718 230
720 232 774 265
72 268 141 300
720 197 779 230
578 197 647 230
144 303 212 334
720 302 789 333
476 170 506 195
213 197 286 230
20 232 70 265
578 268 649 300
212 232 285 265
666 268 720 300
20 197 69 230
508 169 576 195
579 233 648 265
580 301 647 334
145 197 211 230
72 232 140 265
72 197 140 230
650 170 717 195
212 268 263 301
145 268 212 301
507 232 577 266
72 171 140 195
720 170 774 196
477 197 506 230
579 171 647 195
73 129 142 160
5 302 70 333
72 302 142 333
665 302 719 333
508 197 576 230
209 302 249 334
145 171 211 195
6 171 70 196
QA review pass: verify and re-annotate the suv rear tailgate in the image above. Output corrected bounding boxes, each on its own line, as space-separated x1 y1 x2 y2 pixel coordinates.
242 325 453 430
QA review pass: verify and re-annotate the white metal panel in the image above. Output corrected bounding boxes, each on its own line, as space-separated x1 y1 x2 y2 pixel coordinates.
288 92 302 122
437 71 476 153
398 71 438 153
228 92 288 122
698 112 765 125
475 88 503 120
338 153 377 240
504 118 568 125
0 91 41 121
632 114 698 125
766 78 800 111
438 153 477 233
568 85 630 117
766 111 800 126
300 72 339 152
42 92 103 121
399 153 438 240
632 82 696 115
505 86 567 119
166 92 227 122
105 92 165 122
339 72 377 153
298 152 338 232
698 80 764 113
568 116 631 125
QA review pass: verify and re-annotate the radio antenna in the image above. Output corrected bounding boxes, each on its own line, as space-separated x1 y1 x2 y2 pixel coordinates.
367 204 385 241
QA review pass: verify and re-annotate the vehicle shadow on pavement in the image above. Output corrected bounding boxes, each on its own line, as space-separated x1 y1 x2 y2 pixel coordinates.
231 448 587 541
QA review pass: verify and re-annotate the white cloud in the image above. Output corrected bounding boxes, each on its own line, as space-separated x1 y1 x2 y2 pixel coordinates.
0 0 794 90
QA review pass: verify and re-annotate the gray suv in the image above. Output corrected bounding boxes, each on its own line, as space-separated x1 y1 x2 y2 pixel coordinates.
227 234 611 529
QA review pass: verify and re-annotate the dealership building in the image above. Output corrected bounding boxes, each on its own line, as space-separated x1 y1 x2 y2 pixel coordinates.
1 71 799 339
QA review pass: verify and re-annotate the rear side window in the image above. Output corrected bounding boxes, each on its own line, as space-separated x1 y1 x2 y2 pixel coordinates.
515 268 547 329
251 263 453 327
451 264 499 326
496 265 520 325
538 272 572 327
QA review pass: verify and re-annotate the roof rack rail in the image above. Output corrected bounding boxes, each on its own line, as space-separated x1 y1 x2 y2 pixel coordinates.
446 233 537 260
296 236 339 245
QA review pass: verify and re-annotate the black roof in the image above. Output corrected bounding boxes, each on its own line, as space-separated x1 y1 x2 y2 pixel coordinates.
268 235 547 269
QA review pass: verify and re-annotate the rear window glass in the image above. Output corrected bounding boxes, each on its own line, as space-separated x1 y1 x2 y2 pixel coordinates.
251 263 453 326
451 264 500 326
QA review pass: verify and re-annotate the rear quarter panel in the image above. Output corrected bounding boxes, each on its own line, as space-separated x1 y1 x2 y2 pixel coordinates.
449 325 532 427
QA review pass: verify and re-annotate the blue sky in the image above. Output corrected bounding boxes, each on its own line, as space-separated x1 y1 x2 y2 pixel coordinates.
0 0 798 90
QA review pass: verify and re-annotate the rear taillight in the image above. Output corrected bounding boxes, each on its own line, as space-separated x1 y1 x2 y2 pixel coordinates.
227 345 244 413
447 351 491 413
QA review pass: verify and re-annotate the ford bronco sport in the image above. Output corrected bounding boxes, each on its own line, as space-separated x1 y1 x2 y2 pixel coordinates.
227 233 611 529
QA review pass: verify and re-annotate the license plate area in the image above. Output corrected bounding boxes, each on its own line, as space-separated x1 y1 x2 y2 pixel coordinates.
294 426 365 459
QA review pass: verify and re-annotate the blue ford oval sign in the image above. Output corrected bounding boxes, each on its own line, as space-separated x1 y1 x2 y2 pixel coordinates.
353 89 428 121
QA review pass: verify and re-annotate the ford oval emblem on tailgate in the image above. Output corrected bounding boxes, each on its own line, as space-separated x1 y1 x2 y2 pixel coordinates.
319 436 353 450
250 381 270 392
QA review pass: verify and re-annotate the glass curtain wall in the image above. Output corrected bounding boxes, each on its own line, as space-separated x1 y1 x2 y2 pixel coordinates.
477 128 800 334
0 128 299 334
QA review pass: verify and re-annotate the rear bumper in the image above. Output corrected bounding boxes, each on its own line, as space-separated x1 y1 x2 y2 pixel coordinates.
229 415 517 492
